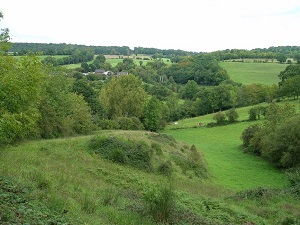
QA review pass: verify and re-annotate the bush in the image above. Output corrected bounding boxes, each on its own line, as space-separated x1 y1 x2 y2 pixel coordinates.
88 136 153 171
157 161 173 176
261 115 300 168
248 106 266 121
97 119 120 130
116 117 144 130
213 111 226 125
226 108 239 123
241 124 262 149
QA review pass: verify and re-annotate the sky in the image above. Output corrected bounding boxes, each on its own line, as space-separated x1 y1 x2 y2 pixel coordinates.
1 0 300 52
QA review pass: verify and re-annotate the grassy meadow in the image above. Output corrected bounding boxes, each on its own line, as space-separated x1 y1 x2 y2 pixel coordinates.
164 104 291 191
219 61 287 85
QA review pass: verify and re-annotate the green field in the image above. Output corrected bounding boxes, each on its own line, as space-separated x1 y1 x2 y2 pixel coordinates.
165 122 288 190
220 61 287 85
63 55 171 69
106 57 171 67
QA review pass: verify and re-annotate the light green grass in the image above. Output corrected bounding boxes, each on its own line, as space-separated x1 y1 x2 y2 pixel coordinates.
164 102 298 191
106 57 171 67
165 122 289 191
220 61 287 85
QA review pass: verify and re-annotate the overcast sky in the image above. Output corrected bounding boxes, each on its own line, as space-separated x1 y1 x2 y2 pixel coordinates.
1 0 300 52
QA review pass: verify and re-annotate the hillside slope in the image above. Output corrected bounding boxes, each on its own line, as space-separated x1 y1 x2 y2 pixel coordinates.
1 129 300 224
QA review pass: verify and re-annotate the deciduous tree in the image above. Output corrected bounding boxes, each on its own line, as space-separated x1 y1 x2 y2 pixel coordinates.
99 75 147 119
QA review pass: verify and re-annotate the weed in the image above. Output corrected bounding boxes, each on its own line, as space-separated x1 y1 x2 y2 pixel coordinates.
143 184 176 223
80 192 97 214
0 176 70 224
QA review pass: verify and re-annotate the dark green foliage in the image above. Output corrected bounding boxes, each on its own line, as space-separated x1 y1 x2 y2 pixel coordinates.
212 111 226 125
0 55 44 145
278 64 300 86
143 96 163 132
277 53 287 63
279 75 300 100
261 115 300 168
287 169 300 187
72 79 106 119
242 103 299 168
165 54 229 85
88 136 153 171
241 124 262 151
182 80 199 100
0 177 70 224
97 117 144 130
143 185 176 223
248 106 267 121
97 119 120 130
157 161 173 176
38 73 94 138
116 117 144 130
226 108 239 123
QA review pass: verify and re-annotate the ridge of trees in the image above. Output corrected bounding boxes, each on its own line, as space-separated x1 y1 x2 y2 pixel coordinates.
211 46 300 62
8 43 300 63
9 43 198 58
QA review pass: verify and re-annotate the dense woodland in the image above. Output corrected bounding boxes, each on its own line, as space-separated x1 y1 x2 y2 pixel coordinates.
1 11 300 224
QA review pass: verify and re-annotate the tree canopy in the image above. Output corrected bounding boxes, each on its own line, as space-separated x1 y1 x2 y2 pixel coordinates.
99 75 147 119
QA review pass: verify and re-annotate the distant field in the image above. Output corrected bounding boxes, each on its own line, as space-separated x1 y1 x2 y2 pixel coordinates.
105 55 171 67
64 55 171 68
220 61 287 85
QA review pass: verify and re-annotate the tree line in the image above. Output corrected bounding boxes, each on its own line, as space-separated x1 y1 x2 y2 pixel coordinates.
211 46 300 63
9 43 300 64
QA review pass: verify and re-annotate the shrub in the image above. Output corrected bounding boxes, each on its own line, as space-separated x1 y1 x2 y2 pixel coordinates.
248 106 266 121
97 119 120 130
116 117 144 130
213 111 226 125
88 136 153 171
157 161 173 176
248 108 257 121
226 108 239 123
261 115 300 168
241 124 262 148
143 185 176 223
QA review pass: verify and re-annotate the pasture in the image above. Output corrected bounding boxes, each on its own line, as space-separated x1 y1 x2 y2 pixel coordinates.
165 122 288 190
220 61 287 85
164 104 292 191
